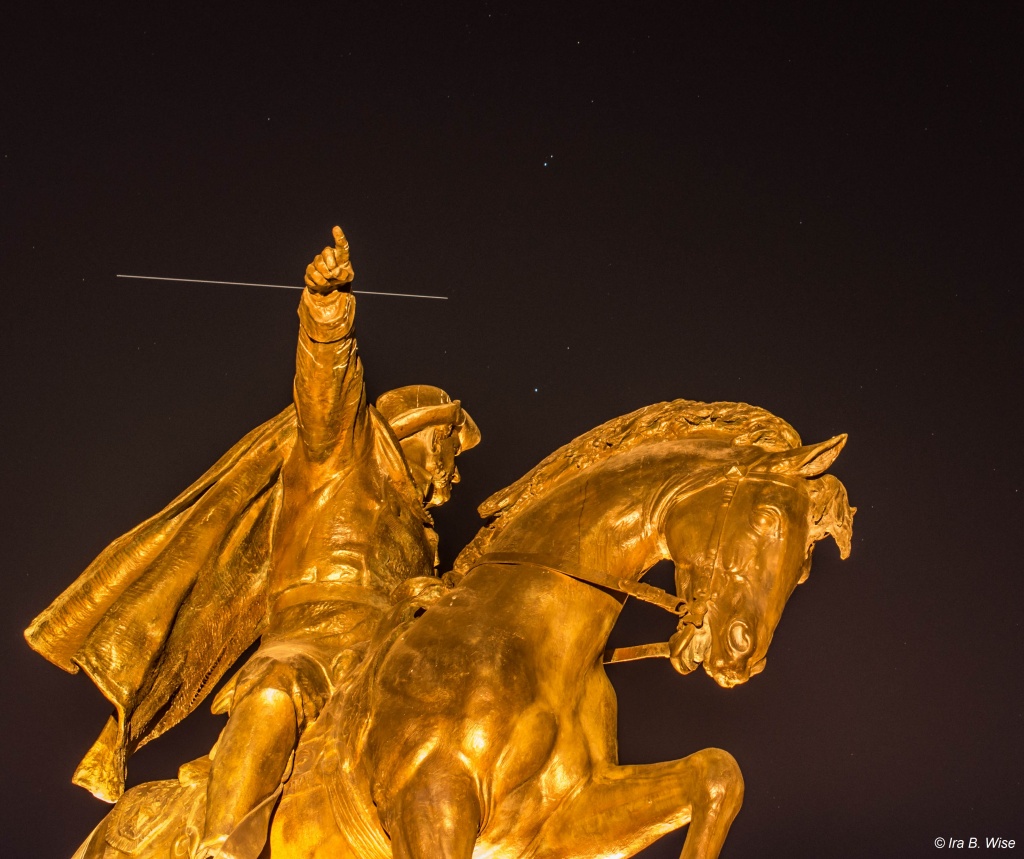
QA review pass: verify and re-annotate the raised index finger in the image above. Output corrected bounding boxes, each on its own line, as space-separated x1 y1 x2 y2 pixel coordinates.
332 225 350 262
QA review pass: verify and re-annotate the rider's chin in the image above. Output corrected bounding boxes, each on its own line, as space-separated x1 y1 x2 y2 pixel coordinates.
426 479 451 508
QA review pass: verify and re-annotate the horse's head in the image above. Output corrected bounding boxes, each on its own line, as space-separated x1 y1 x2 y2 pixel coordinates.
666 435 855 688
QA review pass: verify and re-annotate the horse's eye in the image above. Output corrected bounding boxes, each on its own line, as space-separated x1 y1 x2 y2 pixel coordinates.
751 507 782 538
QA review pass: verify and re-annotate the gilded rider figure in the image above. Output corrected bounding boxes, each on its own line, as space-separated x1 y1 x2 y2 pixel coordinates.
25 227 479 859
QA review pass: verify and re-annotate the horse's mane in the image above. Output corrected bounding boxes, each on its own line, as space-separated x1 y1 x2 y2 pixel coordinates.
454 399 801 573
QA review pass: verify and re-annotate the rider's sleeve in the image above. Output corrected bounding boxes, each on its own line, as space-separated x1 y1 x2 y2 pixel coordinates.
293 289 371 465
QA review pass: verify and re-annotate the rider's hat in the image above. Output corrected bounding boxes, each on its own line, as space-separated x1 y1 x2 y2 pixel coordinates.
375 385 480 452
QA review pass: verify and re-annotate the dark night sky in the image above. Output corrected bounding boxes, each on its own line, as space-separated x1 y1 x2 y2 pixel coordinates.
2 4 1021 857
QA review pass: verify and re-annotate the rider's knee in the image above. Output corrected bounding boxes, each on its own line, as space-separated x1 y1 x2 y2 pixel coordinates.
252 684 297 717
236 664 302 720
263 661 303 694
231 655 329 732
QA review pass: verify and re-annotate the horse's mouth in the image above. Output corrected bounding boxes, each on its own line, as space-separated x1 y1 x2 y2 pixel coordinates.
668 623 712 675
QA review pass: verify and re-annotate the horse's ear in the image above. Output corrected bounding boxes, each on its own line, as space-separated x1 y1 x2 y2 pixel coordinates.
758 434 847 477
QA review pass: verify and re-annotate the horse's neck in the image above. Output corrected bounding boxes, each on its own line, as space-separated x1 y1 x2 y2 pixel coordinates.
492 447 709 582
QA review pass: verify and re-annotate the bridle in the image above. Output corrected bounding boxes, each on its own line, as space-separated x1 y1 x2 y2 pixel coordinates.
658 466 732 621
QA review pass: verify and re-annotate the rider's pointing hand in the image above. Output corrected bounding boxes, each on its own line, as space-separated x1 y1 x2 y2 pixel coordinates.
305 226 354 294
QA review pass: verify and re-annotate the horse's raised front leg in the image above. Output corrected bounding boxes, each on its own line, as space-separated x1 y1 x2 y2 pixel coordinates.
531 748 743 859
380 756 482 859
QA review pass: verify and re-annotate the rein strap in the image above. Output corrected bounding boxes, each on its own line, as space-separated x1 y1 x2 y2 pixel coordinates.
469 551 691 665
473 551 689 616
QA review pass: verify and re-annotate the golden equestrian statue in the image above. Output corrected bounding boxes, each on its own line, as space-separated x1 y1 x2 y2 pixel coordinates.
28 228 854 859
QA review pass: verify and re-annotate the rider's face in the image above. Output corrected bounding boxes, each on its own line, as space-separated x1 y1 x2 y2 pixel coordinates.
402 427 460 508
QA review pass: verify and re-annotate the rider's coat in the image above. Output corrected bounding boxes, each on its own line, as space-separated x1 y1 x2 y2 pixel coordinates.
25 290 436 802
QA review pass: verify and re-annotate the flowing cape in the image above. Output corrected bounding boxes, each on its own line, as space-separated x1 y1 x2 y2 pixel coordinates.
25 407 297 802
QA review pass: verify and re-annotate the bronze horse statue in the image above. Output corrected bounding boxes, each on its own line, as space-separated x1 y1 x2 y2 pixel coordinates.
75 399 854 859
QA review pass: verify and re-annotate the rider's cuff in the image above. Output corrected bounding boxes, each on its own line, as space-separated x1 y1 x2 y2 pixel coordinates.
298 289 355 343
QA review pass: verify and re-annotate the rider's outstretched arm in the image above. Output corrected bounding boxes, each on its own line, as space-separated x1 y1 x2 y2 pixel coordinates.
293 226 371 468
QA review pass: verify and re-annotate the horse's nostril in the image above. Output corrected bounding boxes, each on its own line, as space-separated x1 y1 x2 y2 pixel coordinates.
728 621 752 654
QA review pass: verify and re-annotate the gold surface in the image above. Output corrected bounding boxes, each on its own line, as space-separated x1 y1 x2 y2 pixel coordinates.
30 229 854 859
